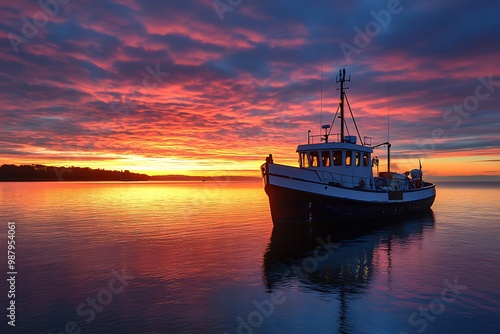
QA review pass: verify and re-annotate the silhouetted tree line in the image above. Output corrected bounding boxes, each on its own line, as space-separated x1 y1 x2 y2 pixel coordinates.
0 164 149 181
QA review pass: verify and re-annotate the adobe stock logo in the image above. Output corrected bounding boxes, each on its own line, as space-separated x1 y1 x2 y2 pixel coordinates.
400 277 467 334
413 75 500 155
8 0 71 54
213 0 244 21
48 269 134 334
340 0 405 63
226 236 341 334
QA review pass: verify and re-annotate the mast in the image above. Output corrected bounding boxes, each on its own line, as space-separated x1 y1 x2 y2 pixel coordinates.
336 69 350 142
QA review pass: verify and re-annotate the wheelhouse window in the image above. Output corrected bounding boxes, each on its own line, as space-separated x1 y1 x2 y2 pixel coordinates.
345 150 352 166
363 153 369 166
355 152 361 166
300 152 309 168
310 151 320 167
321 151 331 167
333 151 342 166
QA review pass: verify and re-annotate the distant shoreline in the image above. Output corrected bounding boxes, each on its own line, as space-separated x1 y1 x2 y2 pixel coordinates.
0 178 261 182
0 164 260 182
1 179 496 183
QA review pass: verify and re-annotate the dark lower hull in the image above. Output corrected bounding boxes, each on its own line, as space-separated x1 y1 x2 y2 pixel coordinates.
265 184 436 225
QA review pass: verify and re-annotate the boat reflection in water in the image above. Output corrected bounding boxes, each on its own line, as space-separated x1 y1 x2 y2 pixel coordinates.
262 212 435 333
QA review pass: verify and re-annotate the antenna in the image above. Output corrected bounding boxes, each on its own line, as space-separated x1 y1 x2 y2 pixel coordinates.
320 46 323 133
386 72 390 143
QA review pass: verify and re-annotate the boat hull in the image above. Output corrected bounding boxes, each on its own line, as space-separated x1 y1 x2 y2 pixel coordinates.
265 183 435 225
262 162 436 225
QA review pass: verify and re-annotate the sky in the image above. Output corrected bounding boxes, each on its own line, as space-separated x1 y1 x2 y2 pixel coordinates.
1 0 499 178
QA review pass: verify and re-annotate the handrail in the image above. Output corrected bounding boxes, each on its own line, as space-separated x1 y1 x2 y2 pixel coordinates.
317 169 412 191
307 133 344 144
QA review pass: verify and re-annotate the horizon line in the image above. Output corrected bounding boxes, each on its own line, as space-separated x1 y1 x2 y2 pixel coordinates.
1 163 500 181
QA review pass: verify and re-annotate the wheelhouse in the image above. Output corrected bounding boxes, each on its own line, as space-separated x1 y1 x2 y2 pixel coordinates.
298 133 373 166
296 136 375 189
298 144 372 171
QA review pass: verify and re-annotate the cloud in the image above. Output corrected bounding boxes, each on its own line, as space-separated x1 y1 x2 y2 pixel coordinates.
0 0 499 175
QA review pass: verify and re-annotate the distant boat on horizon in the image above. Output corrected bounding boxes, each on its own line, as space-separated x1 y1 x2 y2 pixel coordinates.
261 69 436 225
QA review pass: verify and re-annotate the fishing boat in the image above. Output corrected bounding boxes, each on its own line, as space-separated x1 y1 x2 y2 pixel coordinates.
261 69 436 225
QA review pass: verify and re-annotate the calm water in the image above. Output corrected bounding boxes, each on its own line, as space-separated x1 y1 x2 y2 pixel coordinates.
0 181 499 333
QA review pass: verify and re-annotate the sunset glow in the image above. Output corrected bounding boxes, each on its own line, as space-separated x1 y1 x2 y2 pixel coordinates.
1 1 499 178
